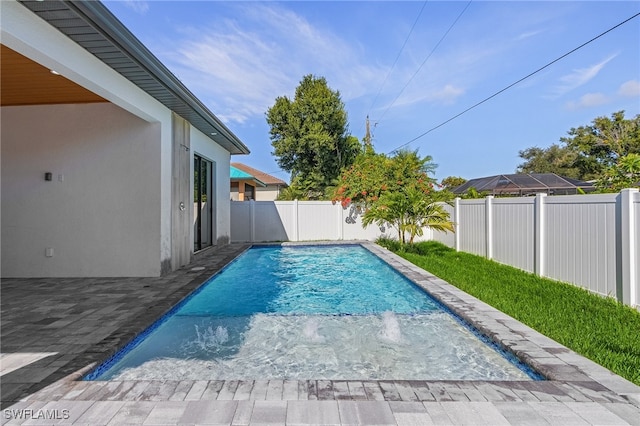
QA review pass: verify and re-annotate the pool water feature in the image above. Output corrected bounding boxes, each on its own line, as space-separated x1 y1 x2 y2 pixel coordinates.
86 245 540 381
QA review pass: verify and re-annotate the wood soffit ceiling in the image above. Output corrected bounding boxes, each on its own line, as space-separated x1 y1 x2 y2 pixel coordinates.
1 44 107 106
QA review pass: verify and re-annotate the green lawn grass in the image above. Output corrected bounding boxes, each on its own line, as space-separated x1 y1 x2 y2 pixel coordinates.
377 238 640 386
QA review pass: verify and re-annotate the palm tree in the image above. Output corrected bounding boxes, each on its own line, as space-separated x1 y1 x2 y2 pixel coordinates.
362 191 408 242
363 187 454 244
404 187 454 243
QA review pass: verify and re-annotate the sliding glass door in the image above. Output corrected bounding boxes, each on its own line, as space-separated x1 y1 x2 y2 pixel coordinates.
194 155 214 251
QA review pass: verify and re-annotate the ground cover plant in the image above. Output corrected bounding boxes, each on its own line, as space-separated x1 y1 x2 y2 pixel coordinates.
377 238 640 386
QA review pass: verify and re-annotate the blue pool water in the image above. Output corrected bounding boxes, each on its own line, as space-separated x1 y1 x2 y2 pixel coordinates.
180 245 438 317
87 245 540 381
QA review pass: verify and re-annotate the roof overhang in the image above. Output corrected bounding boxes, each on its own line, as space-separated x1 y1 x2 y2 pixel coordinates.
232 178 268 188
1 44 108 105
11 0 249 155
230 166 266 187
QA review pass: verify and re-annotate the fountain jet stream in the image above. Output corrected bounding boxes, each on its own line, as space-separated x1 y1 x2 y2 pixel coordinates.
303 317 325 343
379 311 403 343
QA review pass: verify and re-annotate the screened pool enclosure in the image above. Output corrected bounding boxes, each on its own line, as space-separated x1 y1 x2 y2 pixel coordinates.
453 173 595 196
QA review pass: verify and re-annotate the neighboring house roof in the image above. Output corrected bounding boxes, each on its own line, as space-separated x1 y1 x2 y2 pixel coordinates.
231 163 288 187
13 0 249 155
453 173 595 195
230 166 266 187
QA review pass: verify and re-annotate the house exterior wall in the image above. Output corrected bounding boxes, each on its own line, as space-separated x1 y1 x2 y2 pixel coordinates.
230 185 281 201
1 103 162 277
230 182 258 201
255 186 283 201
230 183 240 201
3 0 176 274
1 0 233 276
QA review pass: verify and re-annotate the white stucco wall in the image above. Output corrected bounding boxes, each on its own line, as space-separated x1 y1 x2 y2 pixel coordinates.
1 103 162 277
191 128 232 245
2 0 175 273
2 0 238 275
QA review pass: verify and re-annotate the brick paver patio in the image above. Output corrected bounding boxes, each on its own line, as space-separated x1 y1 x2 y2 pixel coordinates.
2 242 639 425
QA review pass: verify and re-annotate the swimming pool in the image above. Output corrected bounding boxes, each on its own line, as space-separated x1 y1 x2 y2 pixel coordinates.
86 245 540 381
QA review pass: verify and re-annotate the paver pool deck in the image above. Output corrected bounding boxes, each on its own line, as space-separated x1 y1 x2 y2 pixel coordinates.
2 242 639 425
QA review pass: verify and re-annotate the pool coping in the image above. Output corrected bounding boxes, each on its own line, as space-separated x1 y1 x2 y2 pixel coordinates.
3 241 640 424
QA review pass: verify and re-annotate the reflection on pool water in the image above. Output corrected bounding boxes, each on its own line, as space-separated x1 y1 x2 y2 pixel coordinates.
86 245 540 381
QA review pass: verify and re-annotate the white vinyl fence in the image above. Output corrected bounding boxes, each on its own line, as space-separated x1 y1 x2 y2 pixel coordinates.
230 188 639 308
230 200 405 244
432 189 639 309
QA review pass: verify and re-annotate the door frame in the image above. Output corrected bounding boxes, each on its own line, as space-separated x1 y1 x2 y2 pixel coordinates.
194 153 215 252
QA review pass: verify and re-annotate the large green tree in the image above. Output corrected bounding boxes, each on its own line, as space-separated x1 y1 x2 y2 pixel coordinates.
440 176 467 190
597 153 640 192
516 111 640 182
516 144 580 178
266 74 361 199
562 111 640 181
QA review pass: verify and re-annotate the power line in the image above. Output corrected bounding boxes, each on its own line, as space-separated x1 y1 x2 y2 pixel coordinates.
360 1 428 134
263 169 288 176
388 11 640 154
377 0 472 125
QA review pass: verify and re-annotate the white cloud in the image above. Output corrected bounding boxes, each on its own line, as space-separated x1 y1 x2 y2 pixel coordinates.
563 79 639 111
618 80 640 97
375 81 466 117
565 93 609 110
160 3 384 124
550 54 617 97
515 29 545 41
427 85 465 105
122 0 149 15
370 40 500 116
153 2 509 126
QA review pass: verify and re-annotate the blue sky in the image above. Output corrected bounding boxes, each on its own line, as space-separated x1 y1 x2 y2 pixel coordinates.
104 1 640 183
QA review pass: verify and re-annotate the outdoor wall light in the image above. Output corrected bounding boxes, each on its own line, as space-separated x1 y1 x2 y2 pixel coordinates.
44 172 52 181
